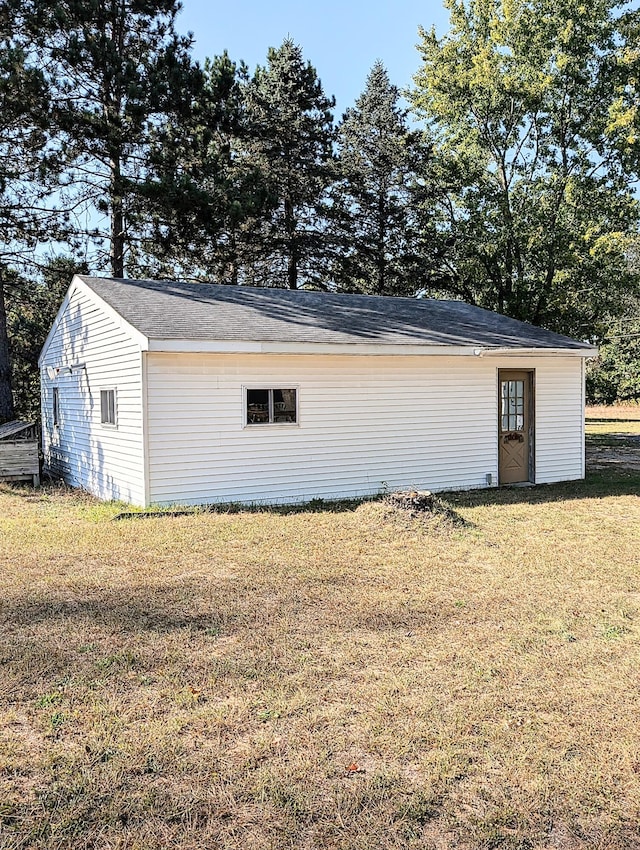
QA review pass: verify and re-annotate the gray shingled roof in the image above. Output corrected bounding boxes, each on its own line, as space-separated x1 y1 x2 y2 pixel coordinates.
80 276 595 351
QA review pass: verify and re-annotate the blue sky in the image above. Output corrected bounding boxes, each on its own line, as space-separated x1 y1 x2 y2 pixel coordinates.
176 0 451 116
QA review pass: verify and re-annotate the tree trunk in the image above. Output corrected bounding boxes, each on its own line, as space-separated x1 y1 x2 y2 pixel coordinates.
110 154 125 278
377 192 386 294
285 197 297 289
228 229 238 286
108 0 126 280
0 280 15 424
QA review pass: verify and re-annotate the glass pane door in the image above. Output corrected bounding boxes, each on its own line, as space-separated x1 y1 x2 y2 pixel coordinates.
501 380 524 432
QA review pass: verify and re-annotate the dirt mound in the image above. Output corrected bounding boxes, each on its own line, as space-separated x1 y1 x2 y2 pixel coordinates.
384 490 469 526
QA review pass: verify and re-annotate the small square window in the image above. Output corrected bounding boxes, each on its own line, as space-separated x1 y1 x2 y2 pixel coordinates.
100 389 117 426
246 388 297 425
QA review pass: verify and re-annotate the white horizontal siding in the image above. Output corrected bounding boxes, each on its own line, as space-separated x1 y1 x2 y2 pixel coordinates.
146 353 490 506
533 357 584 483
146 352 586 506
40 287 145 505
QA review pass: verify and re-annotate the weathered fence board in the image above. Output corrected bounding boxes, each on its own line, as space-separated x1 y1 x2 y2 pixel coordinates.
0 421 40 486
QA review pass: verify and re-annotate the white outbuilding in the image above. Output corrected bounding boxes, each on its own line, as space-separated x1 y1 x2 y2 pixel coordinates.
39 275 596 507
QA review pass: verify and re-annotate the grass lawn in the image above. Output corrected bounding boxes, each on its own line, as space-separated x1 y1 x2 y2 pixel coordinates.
2 410 640 849
586 405 640 449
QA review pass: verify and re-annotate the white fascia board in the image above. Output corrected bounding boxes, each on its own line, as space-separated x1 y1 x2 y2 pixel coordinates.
147 339 481 356
475 346 597 358
259 342 477 356
147 339 597 357
149 339 263 353
38 275 149 366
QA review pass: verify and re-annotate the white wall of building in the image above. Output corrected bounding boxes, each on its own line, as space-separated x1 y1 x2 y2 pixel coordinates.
534 356 585 483
145 351 584 507
40 285 146 505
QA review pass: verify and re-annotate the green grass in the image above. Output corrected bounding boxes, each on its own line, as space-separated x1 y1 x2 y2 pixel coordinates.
1 434 640 848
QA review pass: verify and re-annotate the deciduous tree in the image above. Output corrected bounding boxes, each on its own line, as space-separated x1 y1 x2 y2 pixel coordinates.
412 0 640 336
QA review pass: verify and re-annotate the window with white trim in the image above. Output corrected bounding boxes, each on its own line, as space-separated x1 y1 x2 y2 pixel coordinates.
100 388 117 426
246 388 297 425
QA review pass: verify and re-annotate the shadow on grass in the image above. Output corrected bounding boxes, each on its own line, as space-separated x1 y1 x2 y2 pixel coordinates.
113 493 473 529
586 433 640 447
112 495 368 521
0 586 228 635
0 564 411 635
5 464 639 519
586 417 640 424
111 467 640 520
445 467 640 511
1 587 463 640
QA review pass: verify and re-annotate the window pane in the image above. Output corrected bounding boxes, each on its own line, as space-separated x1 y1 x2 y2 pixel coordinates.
273 389 296 422
101 390 116 425
501 414 508 431
247 388 296 424
247 389 269 423
516 414 524 429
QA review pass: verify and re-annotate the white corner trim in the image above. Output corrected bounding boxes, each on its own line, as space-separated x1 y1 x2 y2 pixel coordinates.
581 356 586 479
141 351 151 508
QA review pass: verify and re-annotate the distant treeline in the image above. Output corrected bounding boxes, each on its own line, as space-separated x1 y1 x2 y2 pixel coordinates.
1 0 640 421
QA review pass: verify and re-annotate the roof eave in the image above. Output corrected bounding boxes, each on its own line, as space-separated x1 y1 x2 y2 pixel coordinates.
475 346 597 358
147 339 597 357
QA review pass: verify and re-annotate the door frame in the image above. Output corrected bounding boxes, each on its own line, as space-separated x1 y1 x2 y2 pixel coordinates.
497 369 536 485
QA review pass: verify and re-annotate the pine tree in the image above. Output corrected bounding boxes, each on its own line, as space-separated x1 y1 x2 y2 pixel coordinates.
28 0 199 278
135 52 271 284
330 61 422 296
242 39 335 289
